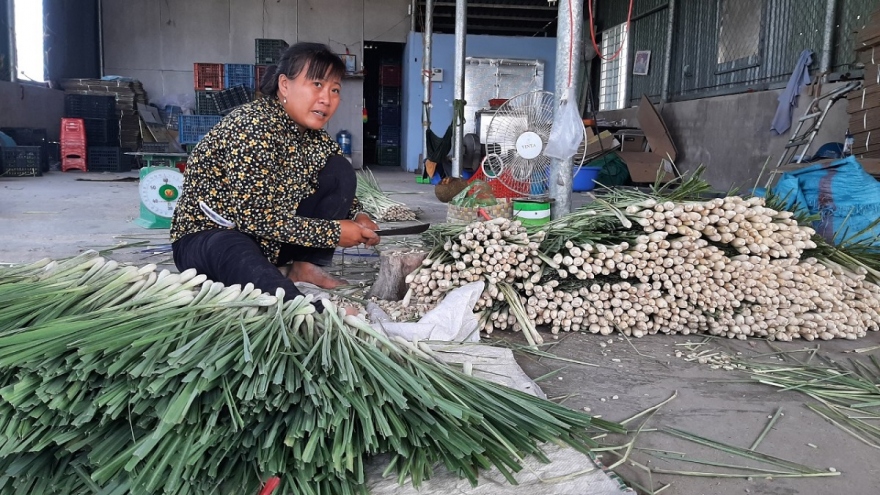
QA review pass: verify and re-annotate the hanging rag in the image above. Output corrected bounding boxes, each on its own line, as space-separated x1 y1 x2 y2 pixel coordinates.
771 49 813 135
424 99 466 178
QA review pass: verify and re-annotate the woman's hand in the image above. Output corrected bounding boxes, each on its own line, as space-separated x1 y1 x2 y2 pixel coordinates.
338 220 379 247
353 212 378 231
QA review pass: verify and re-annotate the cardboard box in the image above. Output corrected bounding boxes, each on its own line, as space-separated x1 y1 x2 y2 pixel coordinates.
616 95 679 183
616 152 676 182
617 130 647 152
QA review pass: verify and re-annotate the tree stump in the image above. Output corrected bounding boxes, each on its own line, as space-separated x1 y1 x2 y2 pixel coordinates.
368 249 428 301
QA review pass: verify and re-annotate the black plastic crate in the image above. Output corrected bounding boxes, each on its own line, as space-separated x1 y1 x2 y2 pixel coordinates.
255 39 289 64
1 146 43 177
83 118 120 146
64 94 116 119
214 85 252 114
378 126 400 146
195 91 220 115
0 127 47 146
378 87 401 106
379 107 401 126
141 142 169 153
377 145 399 166
88 147 131 173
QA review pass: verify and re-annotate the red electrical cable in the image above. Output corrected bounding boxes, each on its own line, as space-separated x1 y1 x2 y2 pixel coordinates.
588 0 634 62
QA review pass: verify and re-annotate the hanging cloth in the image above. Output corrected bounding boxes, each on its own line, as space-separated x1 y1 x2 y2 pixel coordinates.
424 99 467 178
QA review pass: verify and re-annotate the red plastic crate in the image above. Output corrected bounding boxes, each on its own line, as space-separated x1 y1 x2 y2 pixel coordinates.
255 65 271 95
61 118 86 146
194 63 224 91
379 65 402 87
468 167 523 200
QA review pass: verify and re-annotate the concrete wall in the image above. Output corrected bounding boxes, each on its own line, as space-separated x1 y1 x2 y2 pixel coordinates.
0 81 65 140
597 83 851 191
402 32 557 173
100 0 410 169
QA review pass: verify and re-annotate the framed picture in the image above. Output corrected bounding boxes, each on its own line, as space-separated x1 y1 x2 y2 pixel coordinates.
338 54 357 75
633 50 651 76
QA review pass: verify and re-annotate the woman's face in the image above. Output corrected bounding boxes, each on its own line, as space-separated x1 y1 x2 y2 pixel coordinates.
278 65 342 130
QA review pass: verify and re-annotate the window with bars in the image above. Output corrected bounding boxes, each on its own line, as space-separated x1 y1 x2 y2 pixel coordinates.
598 22 630 111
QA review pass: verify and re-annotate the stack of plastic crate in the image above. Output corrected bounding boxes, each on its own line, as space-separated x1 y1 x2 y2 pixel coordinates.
64 94 119 151
377 64 402 166
194 63 223 115
60 118 87 173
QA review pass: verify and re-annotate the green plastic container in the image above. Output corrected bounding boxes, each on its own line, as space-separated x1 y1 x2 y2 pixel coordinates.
513 199 551 227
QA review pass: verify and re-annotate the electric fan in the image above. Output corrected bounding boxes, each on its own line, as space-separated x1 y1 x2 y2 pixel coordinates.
482 91 586 199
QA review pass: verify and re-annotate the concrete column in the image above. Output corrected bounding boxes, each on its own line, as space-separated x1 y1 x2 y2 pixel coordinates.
450 0 466 178
6 0 16 81
548 0 583 218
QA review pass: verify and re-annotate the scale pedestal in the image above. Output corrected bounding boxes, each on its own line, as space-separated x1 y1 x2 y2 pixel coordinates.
135 166 184 229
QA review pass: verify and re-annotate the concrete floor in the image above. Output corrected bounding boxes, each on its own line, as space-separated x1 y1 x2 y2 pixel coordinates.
2 167 879 495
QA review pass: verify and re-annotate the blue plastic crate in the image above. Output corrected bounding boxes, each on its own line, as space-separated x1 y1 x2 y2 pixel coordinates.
224 64 256 91
379 87 401 106
377 145 399 166
178 115 222 145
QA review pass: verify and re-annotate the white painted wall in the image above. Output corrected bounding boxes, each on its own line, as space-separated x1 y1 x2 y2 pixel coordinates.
100 0 410 168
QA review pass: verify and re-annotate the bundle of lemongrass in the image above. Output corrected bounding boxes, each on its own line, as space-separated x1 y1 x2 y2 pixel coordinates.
406 170 880 342
0 251 622 495
356 170 417 222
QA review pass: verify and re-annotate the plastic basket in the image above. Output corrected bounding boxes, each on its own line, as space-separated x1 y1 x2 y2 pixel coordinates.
377 145 399 166
255 39 289 64
467 167 522 200
379 65 402 86
224 64 256 91
378 87 401 106
178 115 222 145
162 105 182 129
0 127 49 171
141 142 169 153
1 146 42 177
214 85 253 115
60 118 86 146
64 94 116 119
83 118 119 146
195 91 220 115
87 147 132 173
194 63 224 90
379 107 400 126
378 126 400 146
255 65 271 93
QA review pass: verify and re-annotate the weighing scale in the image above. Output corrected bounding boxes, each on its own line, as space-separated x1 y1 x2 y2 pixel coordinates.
135 166 184 229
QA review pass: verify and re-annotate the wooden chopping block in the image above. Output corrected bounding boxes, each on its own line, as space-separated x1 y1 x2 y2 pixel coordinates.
368 248 428 301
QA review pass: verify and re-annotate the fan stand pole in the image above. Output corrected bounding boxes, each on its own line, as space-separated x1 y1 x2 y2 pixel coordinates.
548 0 585 218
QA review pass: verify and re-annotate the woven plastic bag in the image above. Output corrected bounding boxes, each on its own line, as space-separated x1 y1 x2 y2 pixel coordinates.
544 87 584 161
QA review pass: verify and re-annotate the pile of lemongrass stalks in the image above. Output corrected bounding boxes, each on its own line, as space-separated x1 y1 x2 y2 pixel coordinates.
407 170 880 342
356 170 417 222
0 251 622 495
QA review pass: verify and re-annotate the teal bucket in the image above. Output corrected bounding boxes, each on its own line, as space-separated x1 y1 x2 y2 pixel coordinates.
573 166 602 192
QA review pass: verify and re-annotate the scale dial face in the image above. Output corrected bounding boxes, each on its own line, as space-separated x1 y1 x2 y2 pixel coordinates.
139 168 184 218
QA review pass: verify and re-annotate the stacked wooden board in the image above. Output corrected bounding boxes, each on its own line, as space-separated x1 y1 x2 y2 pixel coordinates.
849 7 880 159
